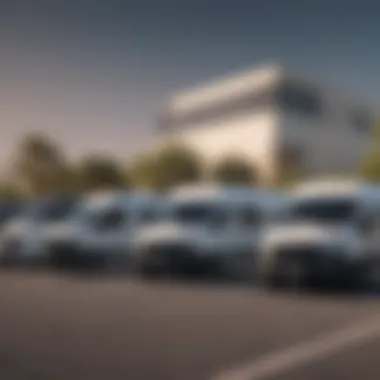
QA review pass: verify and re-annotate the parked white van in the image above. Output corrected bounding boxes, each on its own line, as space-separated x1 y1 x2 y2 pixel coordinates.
131 184 287 280
257 178 380 290
0 195 79 267
45 190 169 270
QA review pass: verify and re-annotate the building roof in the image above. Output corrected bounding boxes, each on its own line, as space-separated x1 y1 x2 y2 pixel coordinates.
166 63 282 116
162 62 376 118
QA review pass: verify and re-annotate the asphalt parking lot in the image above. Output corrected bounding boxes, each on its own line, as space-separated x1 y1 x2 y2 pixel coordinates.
1 271 380 380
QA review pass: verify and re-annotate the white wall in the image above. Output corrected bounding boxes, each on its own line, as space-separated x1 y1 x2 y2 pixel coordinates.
165 110 279 184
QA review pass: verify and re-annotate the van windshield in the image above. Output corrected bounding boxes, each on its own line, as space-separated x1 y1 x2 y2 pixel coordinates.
28 197 79 223
285 197 357 224
0 202 25 225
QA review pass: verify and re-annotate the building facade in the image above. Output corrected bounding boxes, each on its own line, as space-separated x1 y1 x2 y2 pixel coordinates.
158 63 376 186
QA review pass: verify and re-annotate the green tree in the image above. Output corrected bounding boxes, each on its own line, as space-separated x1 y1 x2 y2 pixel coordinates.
360 121 380 181
11 132 72 196
154 144 203 190
276 168 306 189
212 156 257 185
131 145 203 190
76 155 129 192
0 183 22 200
130 153 160 190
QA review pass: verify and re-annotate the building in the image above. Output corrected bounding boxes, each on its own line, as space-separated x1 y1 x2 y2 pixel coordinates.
157 63 376 186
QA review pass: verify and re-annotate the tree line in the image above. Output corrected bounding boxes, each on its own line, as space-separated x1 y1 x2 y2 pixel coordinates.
1 124 379 199
0 132 259 199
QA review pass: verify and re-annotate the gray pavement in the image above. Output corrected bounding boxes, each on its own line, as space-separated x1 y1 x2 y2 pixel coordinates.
0 271 380 380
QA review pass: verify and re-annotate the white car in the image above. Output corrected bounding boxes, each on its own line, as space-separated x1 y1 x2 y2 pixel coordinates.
45 190 169 271
0 195 79 267
256 178 380 290
131 184 287 281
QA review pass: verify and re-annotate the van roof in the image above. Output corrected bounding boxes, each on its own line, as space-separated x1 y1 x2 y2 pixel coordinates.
169 184 286 206
292 179 380 199
84 190 164 209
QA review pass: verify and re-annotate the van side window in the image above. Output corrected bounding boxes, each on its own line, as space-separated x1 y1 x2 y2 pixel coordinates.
208 209 230 229
238 208 261 227
139 208 159 224
92 209 126 230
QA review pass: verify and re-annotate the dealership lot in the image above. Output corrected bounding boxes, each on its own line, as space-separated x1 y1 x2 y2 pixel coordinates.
0 271 380 380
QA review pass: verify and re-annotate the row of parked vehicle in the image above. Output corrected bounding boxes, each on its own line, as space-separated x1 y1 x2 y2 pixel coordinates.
1 178 380 291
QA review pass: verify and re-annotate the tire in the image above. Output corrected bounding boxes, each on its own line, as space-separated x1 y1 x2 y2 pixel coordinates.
136 257 172 280
221 253 256 283
136 251 201 281
0 250 21 268
259 254 310 291
133 250 171 280
78 253 107 273
105 253 130 275
140 263 165 280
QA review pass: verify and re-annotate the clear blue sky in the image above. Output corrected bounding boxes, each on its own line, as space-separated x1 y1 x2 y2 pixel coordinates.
0 0 378 166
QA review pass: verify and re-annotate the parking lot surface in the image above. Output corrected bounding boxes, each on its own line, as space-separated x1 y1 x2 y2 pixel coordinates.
0 271 380 380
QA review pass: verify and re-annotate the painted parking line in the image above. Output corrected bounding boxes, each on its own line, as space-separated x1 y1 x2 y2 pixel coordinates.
212 315 380 380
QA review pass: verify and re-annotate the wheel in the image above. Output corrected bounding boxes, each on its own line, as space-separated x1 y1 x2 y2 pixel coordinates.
134 252 171 280
258 255 309 291
280 258 308 288
78 253 107 273
135 250 201 281
139 263 165 280
0 249 21 268
222 253 256 283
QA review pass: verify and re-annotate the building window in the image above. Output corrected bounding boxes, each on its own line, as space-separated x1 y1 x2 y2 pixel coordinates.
275 81 323 118
350 110 371 133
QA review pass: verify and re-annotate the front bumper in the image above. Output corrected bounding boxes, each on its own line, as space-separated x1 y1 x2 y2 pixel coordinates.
260 244 353 286
47 241 105 270
0 238 44 266
134 243 220 277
